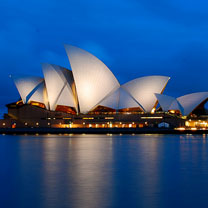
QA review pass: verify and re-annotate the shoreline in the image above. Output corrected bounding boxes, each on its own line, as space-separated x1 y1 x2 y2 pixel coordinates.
0 127 207 135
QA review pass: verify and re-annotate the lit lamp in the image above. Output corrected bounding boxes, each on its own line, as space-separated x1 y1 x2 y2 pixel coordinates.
151 108 155 114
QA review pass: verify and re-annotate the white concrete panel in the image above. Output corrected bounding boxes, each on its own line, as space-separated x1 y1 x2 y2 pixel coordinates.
65 45 120 114
42 63 76 111
177 92 208 116
155 93 183 114
122 76 170 112
13 75 44 104
155 93 177 112
98 87 120 109
56 84 75 107
169 100 184 114
97 87 142 110
29 81 49 109
119 87 142 110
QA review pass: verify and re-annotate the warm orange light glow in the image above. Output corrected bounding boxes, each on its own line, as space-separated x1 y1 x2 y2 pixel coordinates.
151 108 155 114
30 101 46 109
141 116 163 119
55 105 76 114
105 117 114 120
139 123 144 128
191 127 197 131
16 100 23 105
176 127 185 131
118 107 143 113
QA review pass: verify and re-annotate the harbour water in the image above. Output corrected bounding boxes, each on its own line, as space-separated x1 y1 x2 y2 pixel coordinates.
1 134 208 208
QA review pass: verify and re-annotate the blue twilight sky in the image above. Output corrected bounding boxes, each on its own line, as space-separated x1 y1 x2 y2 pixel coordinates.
0 0 208 115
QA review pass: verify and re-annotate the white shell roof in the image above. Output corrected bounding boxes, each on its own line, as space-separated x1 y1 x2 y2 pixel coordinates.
169 100 184 114
155 93 183 114
42 63 76 111
65 44 120 114
177 92 208 116
155 92 208 116
28 81 49 109
122 76 170 112
119 87 142 110
13 75 48 108
155 93 176 112
98 87 141 110
98 87 120 110
12 45 178 114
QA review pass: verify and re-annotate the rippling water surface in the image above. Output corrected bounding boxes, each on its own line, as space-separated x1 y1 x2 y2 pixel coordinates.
1 134 208 208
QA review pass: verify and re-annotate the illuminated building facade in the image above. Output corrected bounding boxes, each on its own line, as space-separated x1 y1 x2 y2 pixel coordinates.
1 45 208 130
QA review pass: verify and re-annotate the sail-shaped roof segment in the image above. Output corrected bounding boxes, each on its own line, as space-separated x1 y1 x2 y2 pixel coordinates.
155 93 183 114
119 87 142 110
12 75 42 101
169 99 184 115
122 76 170 112
28 81 49 109
98 87 120 110
155 93 176 112
155 92 208 116
97 87 143 110
64 44 120 114
42 63 76 111
177 92 208 116
12 75 49 109
169 100 184 114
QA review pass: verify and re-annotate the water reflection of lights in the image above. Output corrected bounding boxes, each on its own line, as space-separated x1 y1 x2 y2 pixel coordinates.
41 135 113 208
131 136 161 208
15 134 208 208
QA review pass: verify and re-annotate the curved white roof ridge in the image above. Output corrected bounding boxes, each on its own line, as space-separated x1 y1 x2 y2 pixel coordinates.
177 92 208 116
28 81 49 109
12 75 49 109
122 75 170 112
64 44 120 113
154 93 175 112
155 93 183 114
12 75 43 103
95 86 120 110
96 86 145 111
42 63 76 111
119 87 144 110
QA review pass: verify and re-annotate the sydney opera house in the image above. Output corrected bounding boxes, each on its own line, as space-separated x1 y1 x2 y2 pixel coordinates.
1 45 208 130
